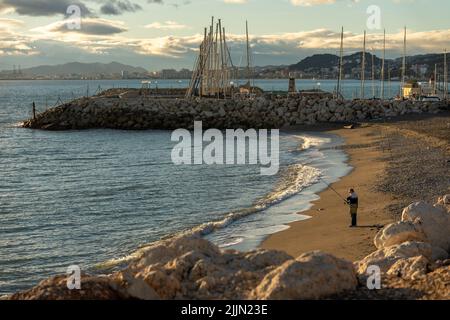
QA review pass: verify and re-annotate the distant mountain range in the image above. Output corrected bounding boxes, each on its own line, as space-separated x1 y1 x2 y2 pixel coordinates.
1 53 446 80
2 62 148 77
286 52 446 78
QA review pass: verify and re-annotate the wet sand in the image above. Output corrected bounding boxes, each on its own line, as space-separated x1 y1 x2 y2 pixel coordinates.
261 124 393 261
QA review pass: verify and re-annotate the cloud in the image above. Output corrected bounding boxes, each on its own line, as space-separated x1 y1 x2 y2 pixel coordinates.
224 0 248 4
0 17 24 28
100 0 142 15
31 18 128 36
0 0 92 16
2 24 450 69
290 0 360 6
145 21 188 30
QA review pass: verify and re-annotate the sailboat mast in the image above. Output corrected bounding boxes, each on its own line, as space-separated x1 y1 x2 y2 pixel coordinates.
434 64 437 95
401 26 407 98
388 63 391 98
444 49 448 100
337 26 344 98
381 29 386 100
246 20 252 89
372 48 375 98
361 30 366 99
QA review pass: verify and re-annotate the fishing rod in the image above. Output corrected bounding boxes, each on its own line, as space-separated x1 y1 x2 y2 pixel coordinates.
318 176 348 203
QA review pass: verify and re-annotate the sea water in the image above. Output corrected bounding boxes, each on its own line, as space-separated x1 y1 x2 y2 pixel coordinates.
0 79 352 295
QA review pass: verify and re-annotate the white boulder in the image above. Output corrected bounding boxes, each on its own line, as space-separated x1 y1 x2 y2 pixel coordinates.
252 251 357 300
401 202 450 251
356 241 432 274
387 256 430 280
374 221 426 249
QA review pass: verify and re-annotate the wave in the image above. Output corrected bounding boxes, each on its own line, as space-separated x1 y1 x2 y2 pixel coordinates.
289 135 331 153
95 134 332 270
96 162 322 270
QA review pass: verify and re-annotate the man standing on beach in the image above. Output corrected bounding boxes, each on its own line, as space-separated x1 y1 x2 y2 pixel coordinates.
347 189 359 227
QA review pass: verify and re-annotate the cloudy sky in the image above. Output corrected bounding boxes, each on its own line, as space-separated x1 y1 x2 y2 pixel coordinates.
0 0 449 71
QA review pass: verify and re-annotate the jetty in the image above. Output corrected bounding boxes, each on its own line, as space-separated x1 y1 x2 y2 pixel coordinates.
22 88 448 131
22 21 450 131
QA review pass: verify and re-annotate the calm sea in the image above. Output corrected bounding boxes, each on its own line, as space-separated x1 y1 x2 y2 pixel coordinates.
0 79 355 295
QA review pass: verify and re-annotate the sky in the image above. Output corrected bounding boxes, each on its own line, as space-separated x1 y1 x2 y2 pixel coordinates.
0 0 449 71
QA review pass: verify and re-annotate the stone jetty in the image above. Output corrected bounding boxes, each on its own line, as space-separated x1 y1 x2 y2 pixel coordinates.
7 195 450 300
22 89 449 130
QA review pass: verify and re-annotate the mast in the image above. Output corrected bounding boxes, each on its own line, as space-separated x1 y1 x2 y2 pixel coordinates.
219 19 225 97
388 63 391 98
337 26 344 98
246 20 252 90
434 64 437 95
372 48 375 98
444 49 448 100
208 17 214 96
361 30 366 99
214 22 219 98
401 26 406 98
381 29 386 100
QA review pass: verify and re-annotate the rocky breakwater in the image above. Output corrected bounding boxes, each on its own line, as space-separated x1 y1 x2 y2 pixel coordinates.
8 195 450 300
22 93 448 131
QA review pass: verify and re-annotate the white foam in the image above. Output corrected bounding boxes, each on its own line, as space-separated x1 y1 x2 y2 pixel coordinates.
97 136 326 269
301 135 331 150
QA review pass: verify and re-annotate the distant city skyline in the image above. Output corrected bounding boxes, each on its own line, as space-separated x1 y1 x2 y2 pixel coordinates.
1 0 449 70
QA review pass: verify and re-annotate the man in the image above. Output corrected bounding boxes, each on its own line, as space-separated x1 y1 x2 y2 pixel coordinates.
347 189 359 227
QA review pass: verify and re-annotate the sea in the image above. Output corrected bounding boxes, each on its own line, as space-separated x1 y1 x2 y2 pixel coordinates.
0 78 399 295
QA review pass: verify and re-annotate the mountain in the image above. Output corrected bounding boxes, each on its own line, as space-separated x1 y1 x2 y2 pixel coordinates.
289 52 388 73
8 62 148 77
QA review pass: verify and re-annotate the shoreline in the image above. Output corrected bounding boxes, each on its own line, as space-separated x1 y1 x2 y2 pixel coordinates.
261 124 394 261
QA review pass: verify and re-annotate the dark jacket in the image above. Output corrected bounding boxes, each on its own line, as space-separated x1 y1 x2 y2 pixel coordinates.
347 193 359 205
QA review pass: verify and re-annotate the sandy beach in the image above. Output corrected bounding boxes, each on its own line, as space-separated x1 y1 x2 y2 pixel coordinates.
262 114 450 262
262 125 393 261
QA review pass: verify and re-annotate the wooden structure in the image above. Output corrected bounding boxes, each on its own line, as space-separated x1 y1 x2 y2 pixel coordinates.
186 18 237 98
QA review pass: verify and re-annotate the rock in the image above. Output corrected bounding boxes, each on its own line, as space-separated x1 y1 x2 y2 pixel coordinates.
431 246 449 261
401 202 450 251
22 90 444 131
374 221 426 249
9 275 125 300
252 251 357 300
356 241 432 274
437 194 450 206
117 272 160 300
387 256 430 280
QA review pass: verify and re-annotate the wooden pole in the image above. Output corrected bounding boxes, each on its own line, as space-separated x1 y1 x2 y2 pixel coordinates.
381 29 386 100
444 49 448 100
337 26 344 98
434 64 437 95
401 26 407 98
246 20 252 91
32 101 36 120
361 30 366 99
219 19 225 98
388 63 391 99
372 48 375 98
